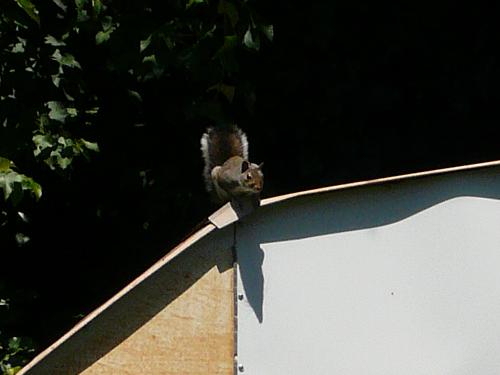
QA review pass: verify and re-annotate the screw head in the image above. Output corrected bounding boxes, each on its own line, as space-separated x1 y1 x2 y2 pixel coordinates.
238 294 244 300
238 364 244 372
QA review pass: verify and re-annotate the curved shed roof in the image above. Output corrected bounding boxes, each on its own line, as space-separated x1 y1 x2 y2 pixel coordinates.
19 159 500 374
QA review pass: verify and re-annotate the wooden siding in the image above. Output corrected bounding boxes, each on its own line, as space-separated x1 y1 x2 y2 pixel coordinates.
21 227 234 375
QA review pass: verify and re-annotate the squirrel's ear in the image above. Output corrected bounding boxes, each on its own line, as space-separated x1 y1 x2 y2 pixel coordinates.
258 162 264 169
241 160 249 173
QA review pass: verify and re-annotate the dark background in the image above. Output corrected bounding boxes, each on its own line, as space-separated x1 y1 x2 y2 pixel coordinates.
3 0 500 362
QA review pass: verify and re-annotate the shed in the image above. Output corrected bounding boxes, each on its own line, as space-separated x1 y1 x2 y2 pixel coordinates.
19 160 500 374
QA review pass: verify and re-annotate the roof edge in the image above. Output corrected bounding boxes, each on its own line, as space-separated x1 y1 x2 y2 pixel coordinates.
262 159 500 206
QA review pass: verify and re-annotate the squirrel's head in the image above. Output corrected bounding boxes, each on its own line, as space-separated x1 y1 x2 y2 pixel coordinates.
241 160 264 193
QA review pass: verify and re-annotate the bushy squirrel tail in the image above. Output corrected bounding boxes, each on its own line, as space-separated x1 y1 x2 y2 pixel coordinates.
200 125 249 192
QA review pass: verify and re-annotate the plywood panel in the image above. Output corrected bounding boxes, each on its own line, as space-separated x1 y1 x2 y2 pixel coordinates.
24 227 234 374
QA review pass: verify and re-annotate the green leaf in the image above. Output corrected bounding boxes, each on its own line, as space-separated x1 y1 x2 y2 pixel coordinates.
62 88 75 101
186 0 206 8
140 36 152 53
260 24 274 41
96 18 116 45
142 55 156 64
14 0 40 25
61 54 81 69
15 233 31 246
51 74 61 88
101 15 114 30
75 0 87 8
8 337 21 351
127 90 142 102
75 0 89 21
58 136 71 146
51 0 67 12
66 107 78 117
47 101 67 123
21 177 42 200
92 0 103 14
52 49 82 69
243 27 260 50
33 134 54 157
0 157 11 172
0 170 42 201
29 181 42 199
85 107 99 115
96 30 112 45
56 155 72 169
11 42 25 53
0 172 17 200
6 366 22 375
81 140 99 153
45 35 66 47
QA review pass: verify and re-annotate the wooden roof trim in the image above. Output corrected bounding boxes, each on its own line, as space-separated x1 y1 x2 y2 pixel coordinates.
18 223 217 374
262 159 500 206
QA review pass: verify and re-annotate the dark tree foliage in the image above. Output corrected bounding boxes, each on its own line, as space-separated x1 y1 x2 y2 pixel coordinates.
2 0 500 372
0 0 271 372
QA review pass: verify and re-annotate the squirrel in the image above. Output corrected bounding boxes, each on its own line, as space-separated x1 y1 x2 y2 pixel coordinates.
200 125 263 208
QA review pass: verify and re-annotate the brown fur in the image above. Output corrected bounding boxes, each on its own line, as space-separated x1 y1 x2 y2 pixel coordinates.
200 125 263 206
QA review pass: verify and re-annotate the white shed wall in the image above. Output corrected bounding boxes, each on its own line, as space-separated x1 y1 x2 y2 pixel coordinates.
236 168 500 374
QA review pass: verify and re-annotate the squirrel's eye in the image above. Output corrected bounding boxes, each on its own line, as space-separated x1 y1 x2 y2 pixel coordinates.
246 173 252 180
